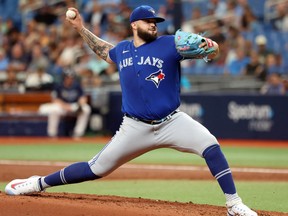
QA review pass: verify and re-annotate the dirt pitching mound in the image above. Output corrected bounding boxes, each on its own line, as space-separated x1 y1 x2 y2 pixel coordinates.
1 192 287 216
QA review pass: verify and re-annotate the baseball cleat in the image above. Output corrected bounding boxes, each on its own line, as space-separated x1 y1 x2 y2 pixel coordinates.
226 198 258 216
5 176 42 195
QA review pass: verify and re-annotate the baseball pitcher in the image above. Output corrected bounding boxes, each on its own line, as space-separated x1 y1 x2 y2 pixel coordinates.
5 5 257 216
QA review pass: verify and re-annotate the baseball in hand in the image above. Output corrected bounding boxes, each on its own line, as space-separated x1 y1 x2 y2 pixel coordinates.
66 10 76 19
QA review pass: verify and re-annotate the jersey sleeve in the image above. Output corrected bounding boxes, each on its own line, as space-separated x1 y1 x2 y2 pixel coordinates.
109 46 117 64
109 41 129 64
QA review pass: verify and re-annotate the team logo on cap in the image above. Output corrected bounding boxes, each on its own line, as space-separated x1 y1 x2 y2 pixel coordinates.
145 69 165 88
149 9 155 14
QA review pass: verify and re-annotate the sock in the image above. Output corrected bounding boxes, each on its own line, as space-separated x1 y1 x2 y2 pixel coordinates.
225 193 241 205
203 144 237 198
39 162 101 190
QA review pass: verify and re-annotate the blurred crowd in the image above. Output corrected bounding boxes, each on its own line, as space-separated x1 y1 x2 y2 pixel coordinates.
0 0 288 95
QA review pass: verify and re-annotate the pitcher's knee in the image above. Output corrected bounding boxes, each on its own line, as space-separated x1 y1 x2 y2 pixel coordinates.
89 160 115 177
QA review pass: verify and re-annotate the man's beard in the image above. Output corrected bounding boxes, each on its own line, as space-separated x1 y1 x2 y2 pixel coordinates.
137 28 157 43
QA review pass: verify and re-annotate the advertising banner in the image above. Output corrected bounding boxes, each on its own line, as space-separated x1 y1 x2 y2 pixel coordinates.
180 94 287 140
107 92 288 140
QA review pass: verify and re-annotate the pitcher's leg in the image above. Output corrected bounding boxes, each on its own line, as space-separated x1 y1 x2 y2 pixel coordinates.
160 112 257 215
39 162 100 190
203 144 257 215
160 112 218 155
162 113 236 195
40 116 155 190
89 117 156 177
203 145 236 195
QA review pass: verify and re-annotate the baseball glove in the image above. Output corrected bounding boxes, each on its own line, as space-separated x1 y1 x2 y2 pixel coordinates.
174 29 216 61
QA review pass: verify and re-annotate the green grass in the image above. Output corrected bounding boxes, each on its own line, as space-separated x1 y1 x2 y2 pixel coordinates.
0 143 287 168
0 142 287 213
1 180 287 212
0 144 101 161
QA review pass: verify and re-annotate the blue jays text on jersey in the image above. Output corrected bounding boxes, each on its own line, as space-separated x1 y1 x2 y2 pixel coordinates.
109 35 183 120
119 56 164 71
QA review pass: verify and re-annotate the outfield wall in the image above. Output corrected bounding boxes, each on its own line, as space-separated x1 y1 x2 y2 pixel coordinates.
0 92 287 140
106 92 288 140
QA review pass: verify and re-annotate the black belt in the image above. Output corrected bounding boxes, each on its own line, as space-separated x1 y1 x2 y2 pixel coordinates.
124 110 179 125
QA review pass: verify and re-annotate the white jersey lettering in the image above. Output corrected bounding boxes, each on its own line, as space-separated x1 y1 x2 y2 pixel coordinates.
138 56 164 68
119 57 133 71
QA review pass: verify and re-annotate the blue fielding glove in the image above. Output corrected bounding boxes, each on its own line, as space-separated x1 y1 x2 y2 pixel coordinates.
175 29 216 61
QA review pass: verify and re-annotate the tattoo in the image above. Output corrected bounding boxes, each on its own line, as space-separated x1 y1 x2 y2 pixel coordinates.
79 27 114 61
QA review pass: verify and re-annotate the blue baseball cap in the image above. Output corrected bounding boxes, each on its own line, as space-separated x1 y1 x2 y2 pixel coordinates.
130 5 165 23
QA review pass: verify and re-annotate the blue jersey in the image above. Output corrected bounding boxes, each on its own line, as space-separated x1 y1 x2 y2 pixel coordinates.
109 35 183 120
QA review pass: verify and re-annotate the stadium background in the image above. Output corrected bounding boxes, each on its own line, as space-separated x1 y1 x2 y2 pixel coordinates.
0 0 288 139
0 1 288 215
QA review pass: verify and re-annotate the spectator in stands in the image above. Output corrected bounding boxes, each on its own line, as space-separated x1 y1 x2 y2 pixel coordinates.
26 42 50 73
156 5 171 34
208 0 227 18
165 0 177 20
7 42 29 73
47 57 66 85
240 4 262 32
90 3 105 28
160 0 184 34
264 53 283 75
81 69 102 90
270 2 288 31
209 20 226 65
242 50 266 81
19 0 43 30
181 7 204 33
1 64 23 92
210 20 226 45
58 35 83 67
73 53 103 89
38 69 91 138
101 26 122 47
74 52 91 76
4 19 21 47
260 72 285 95
255 34 273 65
0 48 9 71
230 0 249 28
35 23 51 48
224 25 246 65
105 13 129 41
117 2 132 34
225 47 249 76
235 0 248 14
100 63 119 83
25 62 54 91
46 40 62 66
22 20 39 50
88 54 110 76
83 0 122 30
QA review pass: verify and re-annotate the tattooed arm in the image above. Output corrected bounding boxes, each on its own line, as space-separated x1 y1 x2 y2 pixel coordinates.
79 27 114 63
65 7 114 64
